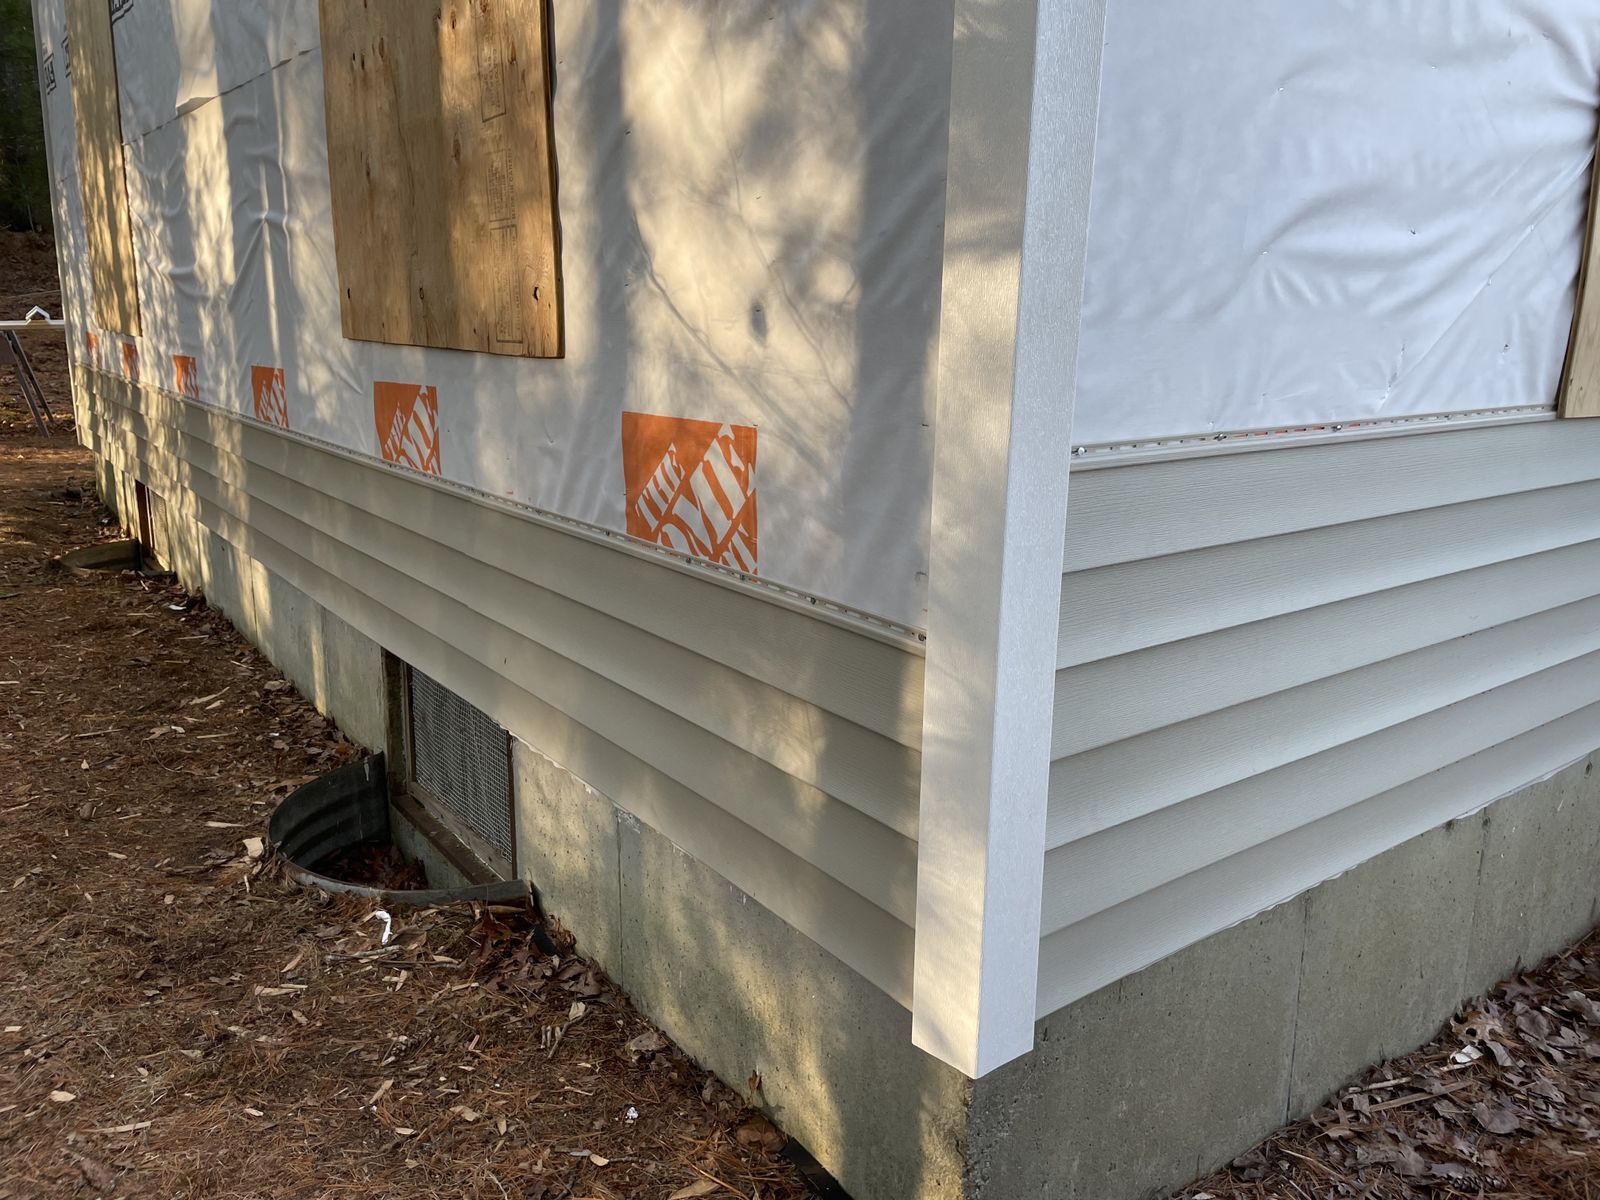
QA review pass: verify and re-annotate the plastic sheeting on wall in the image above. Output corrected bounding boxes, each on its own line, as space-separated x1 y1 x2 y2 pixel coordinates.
1072 2 1600 448
35 4 95 373
109 0 319 140
35 0 950 631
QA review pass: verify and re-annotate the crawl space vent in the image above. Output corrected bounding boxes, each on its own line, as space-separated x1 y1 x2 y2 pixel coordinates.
405 666 515 871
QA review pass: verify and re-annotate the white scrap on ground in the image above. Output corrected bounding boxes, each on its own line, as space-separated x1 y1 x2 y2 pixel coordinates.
367 909 393 945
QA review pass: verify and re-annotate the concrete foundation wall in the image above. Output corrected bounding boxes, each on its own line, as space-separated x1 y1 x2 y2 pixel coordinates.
511 739 973 1200
90 446 1600 1200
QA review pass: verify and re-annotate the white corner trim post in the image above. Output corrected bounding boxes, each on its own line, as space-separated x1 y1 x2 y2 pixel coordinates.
912 0 1109 1078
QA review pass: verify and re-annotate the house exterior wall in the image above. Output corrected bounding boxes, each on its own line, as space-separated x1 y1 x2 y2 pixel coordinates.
76 363 925 1008
32 0 952 630
1041 417 1600 1018
35 0 954 1028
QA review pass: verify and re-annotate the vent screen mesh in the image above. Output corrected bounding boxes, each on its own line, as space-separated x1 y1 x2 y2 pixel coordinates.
407 668 514 864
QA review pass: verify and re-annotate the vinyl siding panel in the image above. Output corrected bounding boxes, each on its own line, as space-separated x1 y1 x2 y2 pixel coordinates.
1057 477 1600 670
1040 702 1600 1013
1041 419 1600 1018
1061 420 1600 571
78 367 922 1006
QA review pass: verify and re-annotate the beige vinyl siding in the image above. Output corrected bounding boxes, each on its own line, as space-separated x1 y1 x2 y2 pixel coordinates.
78 366 923 1005
1041 420 1600 1018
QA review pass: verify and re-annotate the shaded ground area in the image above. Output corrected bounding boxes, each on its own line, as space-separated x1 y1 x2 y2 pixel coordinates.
0 235 811 1198
1175 934 1600 1200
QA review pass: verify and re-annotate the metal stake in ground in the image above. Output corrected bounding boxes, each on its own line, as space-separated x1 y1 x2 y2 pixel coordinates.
0 323 57 436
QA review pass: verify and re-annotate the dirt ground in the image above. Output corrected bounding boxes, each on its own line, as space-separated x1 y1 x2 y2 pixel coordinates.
0 235 813 1198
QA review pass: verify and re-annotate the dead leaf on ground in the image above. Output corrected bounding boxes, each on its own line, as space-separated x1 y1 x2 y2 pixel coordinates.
1473 1100 1521 1134
734 1114 784 1152
626 1029 666 1059
74 1154 115 1193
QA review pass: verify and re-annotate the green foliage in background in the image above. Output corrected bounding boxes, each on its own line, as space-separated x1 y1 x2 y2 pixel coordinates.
0 0 52 231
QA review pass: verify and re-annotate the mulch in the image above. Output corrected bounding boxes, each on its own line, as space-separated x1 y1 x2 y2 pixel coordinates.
0 232 814 1199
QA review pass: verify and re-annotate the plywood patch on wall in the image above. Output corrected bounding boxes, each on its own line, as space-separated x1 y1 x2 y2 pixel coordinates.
320 0 563 358
65 0 141 337
1559 124 1600 418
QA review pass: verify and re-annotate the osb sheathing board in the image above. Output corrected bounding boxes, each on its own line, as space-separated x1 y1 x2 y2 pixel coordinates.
1559 125 1600 418
64 0 141 337
319 0 563 358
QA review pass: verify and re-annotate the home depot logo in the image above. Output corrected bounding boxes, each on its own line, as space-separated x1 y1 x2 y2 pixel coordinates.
172 354 200 401
121 341 139 383
622 413 757 574
251 366 288 429
373 382 441 475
